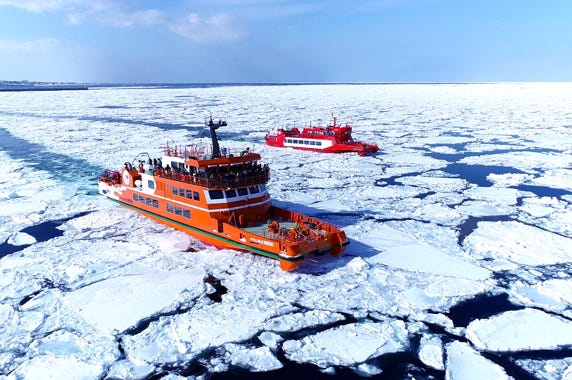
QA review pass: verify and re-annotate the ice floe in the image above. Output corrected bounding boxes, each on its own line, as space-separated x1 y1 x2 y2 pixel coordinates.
418 335 444 371
464 220 572 268
282 320 408 369
63 268 206 333
466 308 572 352
445 341 510 380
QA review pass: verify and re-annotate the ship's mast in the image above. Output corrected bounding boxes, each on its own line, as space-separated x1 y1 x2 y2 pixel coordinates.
207 116 227 158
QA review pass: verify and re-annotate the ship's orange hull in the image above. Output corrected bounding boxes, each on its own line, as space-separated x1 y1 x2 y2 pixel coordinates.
100 172 348 271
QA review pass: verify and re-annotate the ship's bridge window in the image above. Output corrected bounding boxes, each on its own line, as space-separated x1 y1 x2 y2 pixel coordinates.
259 184 267 193
147 180 155 189
172 161 185 171
186 189 192 199
225 189 237 198
172 186 179 196
249 185 260 194
208 190 224 200
193 191 200 201
237 188 248 196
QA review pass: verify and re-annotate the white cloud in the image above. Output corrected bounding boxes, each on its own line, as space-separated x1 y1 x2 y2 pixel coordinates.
68 9 168 28
0 1 247 44
170 13 245 43
0 38 61 52
0 0 110 13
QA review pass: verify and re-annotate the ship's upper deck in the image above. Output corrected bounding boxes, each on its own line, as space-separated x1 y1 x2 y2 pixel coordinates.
149 145 269 190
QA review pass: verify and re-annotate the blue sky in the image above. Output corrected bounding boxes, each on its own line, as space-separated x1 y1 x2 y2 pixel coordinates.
0 0 570 83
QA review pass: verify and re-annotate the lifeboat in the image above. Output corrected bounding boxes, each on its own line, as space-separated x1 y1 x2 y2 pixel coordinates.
98 117 349 271
265 117 379 156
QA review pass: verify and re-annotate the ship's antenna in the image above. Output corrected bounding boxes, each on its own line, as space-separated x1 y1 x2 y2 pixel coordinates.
206 115 226 158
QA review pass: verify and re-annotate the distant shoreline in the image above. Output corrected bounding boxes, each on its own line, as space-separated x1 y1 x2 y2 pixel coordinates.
1 81 567 92
0 83 89 92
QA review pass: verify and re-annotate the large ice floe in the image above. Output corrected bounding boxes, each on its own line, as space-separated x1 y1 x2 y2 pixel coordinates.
1 83 572 379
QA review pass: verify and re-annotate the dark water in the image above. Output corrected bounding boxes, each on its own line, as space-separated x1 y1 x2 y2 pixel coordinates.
0 214 89 259
446 293 525 328
443 163 524 187
515 184 572 198
0 220 65 258
0 128 101 189
457 215 514 245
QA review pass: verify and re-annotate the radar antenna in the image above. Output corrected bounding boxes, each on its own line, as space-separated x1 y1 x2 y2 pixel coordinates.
206 116 227 158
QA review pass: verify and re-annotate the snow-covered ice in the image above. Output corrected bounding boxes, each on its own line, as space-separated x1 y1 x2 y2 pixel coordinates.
466 308 572 352
282 320 408 369
1 83 572 379
63 268 206 333
445 341 510 380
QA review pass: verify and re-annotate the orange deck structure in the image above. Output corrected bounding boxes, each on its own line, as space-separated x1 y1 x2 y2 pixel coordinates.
98 118 349 271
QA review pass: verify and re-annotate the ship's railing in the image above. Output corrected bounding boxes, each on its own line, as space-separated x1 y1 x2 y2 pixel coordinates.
164 143 254 160
154 169 270 189
247 207 343 244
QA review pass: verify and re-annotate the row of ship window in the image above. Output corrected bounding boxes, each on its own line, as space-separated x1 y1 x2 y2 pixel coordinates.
208 185 265 200
133 193 191 219
285 139 323 146
167 183 264 202
171 185 201 201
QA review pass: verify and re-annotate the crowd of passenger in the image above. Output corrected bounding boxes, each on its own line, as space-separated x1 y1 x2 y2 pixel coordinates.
131 156 270 187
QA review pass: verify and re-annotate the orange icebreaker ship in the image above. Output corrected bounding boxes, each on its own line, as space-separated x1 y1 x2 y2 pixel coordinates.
98 117 349 271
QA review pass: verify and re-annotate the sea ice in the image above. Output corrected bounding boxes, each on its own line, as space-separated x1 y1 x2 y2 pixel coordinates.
461 151 572 172
512 278 572 316
282 320 408 369
2 83 572 378
418 335 444 371
361 224 490 280
6 231 35 246
223 343 283 372
263 310 346 333
466 308 572 352
464 220 572 268
445 341 510 380
6 356 103 380
464 186 520 206
63 268 206 333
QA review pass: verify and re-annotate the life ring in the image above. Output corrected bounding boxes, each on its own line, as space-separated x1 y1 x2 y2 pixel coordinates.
122 170 131 185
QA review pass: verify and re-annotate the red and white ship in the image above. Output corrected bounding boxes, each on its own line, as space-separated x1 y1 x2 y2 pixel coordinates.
265 117 379 156
98 117 349 271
